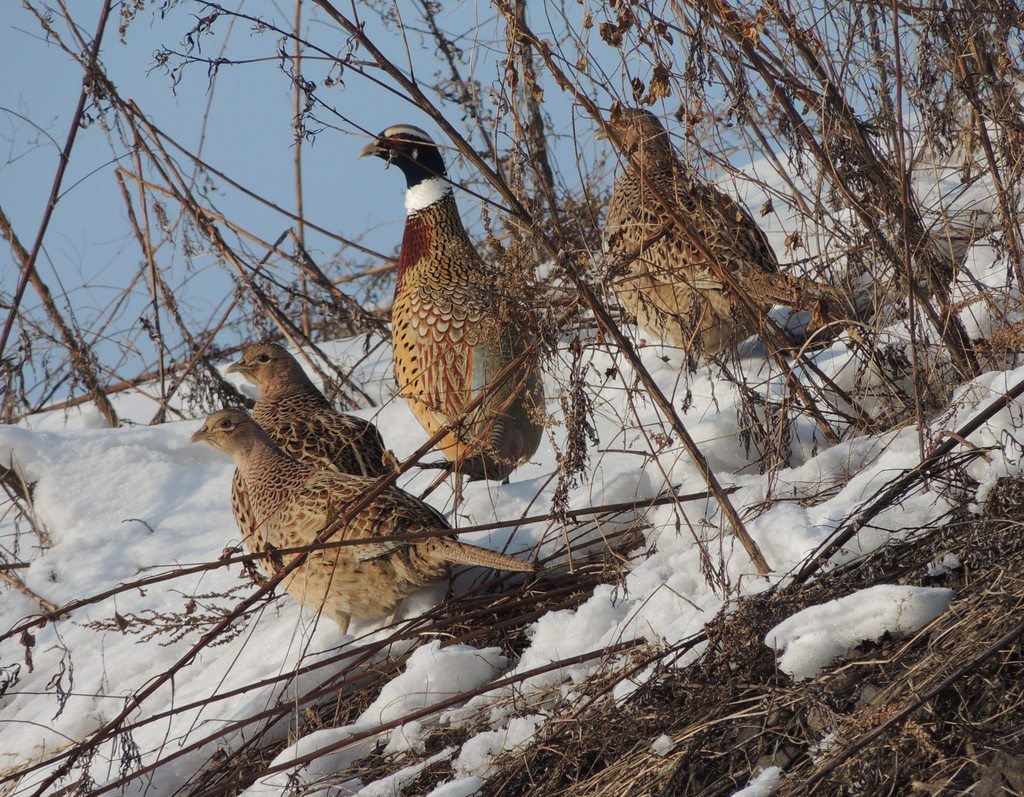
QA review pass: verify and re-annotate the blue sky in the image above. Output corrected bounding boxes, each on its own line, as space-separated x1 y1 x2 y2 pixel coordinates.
1 0 782 406
0 3 613 384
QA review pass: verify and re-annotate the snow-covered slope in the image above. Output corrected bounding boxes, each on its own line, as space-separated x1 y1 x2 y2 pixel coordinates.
2 167 1021 795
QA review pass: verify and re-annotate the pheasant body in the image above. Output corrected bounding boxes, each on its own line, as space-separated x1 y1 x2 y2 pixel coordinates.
604 108 780 355
192 410 534 633
361 125 544 482
226 343 388 557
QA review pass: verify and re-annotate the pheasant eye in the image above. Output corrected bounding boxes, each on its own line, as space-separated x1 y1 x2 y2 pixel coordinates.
257 354 270 363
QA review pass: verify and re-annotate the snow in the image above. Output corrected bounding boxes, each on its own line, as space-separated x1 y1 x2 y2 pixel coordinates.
765 585 956 680
1 150 1020 794
926 553 962 577
453 714 544 778
731 766 783 796
244 643 508 794
355 749 454 796
423 777 485 797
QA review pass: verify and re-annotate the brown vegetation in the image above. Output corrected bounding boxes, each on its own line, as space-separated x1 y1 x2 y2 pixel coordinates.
1 0 1022 793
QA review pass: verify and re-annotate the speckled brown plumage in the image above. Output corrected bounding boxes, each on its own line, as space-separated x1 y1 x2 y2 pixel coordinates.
192 409 535 633
225 342 388 557
360 125 545 482
603 107 781 355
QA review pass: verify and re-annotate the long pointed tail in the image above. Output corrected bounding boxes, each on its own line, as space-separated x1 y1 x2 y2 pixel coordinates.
433 538 536 572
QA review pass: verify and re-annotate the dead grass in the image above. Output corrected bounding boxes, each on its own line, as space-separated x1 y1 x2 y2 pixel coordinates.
172 475 1024 796
163 471 1024 794
478 476 1024 796
175 549 631 797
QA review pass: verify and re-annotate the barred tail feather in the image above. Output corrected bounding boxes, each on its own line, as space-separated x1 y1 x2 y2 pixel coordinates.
435 538 536 572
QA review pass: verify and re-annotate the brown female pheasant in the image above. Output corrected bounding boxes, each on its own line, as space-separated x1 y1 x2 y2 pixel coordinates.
603 107 782 355
192 409 534 633
359 125 544 483
226 342 388 556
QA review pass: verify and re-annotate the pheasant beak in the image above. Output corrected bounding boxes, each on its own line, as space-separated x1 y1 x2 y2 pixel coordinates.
358 140 387 159
226 358 252 377
190 424 211 444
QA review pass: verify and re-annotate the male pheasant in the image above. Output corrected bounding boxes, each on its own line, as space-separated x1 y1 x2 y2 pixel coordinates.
359 125 544 483
192 409 535 633
603 107 786 356
226 342 388 556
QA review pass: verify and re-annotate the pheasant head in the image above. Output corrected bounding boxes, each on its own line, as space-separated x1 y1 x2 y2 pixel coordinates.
603 107 675 171
190 408 264 460
227 342 315 399
359 125 452 212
